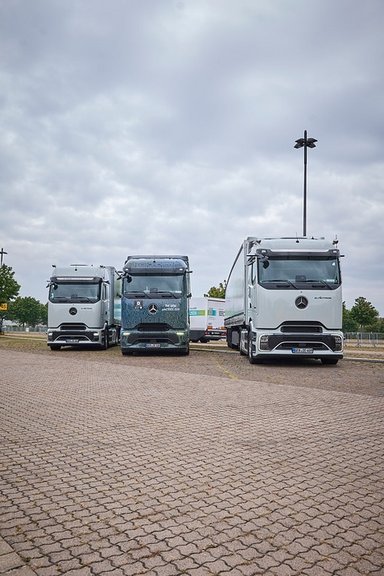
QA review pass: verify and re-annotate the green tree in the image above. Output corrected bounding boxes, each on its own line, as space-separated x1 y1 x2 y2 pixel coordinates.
8 296 45 328
206 281 226 299
342 302 359 332
350 297 379 331
0 265 20 333
40 302 48 325
375 317 384 334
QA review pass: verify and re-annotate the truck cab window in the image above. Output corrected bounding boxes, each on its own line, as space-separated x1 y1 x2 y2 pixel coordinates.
258 257 341 288
123 274 183 297
49 282 101 302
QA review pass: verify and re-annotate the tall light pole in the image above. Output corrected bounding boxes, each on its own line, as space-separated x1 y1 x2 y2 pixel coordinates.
0 248 7 266
294 130 317 236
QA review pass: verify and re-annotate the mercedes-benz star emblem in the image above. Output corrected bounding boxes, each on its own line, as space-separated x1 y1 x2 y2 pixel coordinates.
148 303 158 314
295 296 308 310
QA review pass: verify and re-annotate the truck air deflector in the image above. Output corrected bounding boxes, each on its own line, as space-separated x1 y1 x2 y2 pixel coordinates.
254 248 340 258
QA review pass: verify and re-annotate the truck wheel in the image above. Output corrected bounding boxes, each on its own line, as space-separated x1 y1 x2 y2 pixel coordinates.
321 357 339 365
248 337 256 364
227 328 239 350
248 332 262 364
101 328 109 350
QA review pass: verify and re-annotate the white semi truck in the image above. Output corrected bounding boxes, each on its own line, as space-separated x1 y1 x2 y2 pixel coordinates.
225 237 344 364
47 264 121 350
189 297 226 342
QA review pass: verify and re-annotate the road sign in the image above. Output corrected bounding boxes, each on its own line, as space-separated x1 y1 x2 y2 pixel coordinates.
0 303 8 311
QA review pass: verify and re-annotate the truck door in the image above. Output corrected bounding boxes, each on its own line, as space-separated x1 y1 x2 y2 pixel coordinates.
246 259 257 323
102 282 109 324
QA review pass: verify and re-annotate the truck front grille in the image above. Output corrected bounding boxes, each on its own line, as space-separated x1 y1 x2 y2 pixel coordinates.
137 323 172 332
268 334 338 351
127 333 179 345
280 321 323 333
59 323 87 331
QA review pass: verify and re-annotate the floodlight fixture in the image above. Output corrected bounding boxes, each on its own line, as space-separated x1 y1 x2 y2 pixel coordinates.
294 130 317 236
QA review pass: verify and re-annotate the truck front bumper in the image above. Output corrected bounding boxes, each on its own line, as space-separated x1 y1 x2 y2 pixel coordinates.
47 329 102 346
120 328 189 351
255 332 343 359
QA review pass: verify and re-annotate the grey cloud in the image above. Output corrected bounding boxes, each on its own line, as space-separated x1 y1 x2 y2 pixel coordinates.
0 0 383 313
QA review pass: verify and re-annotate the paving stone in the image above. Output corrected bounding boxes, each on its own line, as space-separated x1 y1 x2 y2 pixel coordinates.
0 551 24 572
0 538 13 555
5 568 38 576
37 565 61 576
1 349 383 576
63 569 92 576
152 563 180 576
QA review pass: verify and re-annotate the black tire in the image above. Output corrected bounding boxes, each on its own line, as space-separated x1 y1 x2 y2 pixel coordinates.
248 331 263 364
227 328 239 350
321 357 339 365
101 328 109 350
248 333 257 364
49 345 61 351
179 343 190 355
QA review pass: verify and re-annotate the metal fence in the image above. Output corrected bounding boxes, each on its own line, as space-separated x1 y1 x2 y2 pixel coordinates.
2 325 47 333
344 332 384 346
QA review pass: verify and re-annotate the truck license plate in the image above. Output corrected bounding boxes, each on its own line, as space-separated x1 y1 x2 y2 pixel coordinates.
292 347 313 354
66 338 79 343
146 343 161 348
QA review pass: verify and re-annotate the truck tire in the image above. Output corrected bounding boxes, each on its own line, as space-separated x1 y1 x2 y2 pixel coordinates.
248 330 262 364
321 357 339 365
227 328 239 350
178 343 190 355
101 327 109 350
248 334 256 364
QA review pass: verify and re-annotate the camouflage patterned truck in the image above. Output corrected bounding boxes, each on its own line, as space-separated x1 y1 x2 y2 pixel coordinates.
120 255 191 355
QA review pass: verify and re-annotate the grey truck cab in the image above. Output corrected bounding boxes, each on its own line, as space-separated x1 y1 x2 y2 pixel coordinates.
120 255 191 355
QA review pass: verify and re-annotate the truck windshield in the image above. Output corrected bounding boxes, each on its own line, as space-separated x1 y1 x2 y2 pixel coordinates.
123 274 184 298
49 282 101 302
258 257 341 289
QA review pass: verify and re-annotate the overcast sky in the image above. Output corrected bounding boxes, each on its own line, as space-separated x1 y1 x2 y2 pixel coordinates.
1 0 383 314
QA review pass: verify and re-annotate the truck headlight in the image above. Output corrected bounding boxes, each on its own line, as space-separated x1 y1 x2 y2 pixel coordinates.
259 335 269 350
334 335 343 351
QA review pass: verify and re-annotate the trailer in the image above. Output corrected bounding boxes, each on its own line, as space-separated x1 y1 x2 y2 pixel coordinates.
189 297 226 342
120 255 191 355
47 264 121 350
225 237 344 364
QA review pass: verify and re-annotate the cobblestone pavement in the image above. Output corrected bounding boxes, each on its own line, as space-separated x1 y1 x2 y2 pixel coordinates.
1 349 383 576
